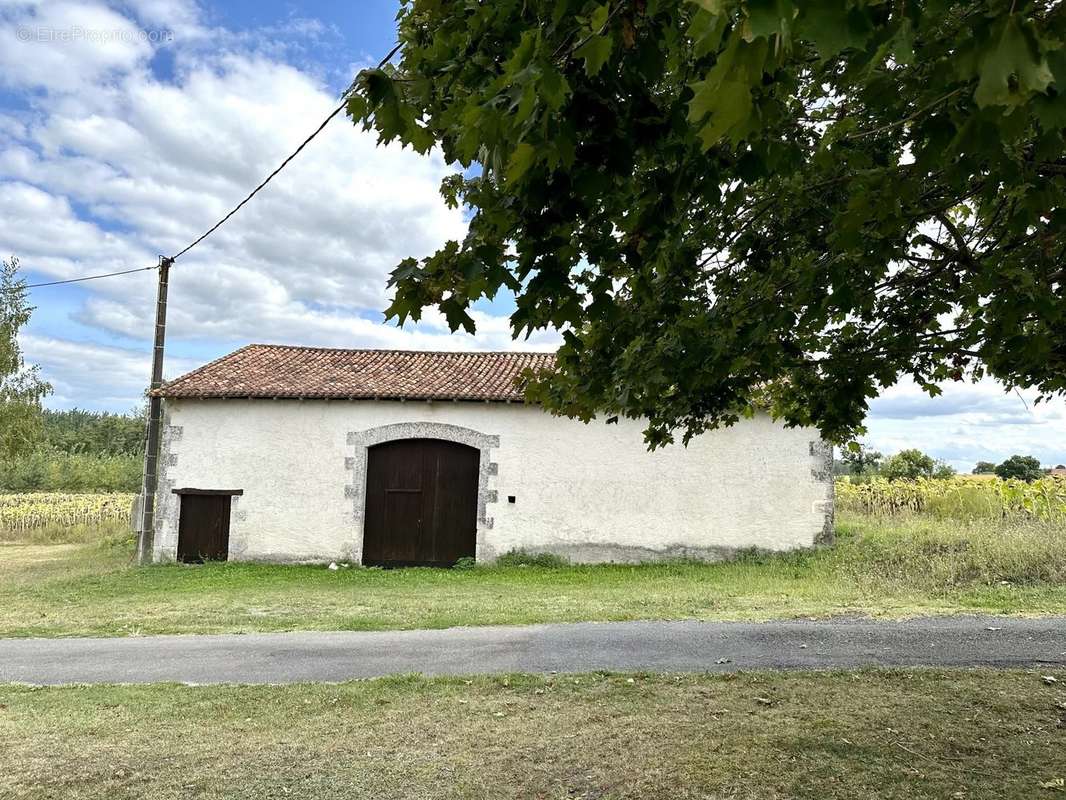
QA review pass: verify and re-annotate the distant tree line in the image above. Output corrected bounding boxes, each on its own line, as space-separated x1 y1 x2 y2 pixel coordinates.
0 408 144 492
840 447 957 482
39 408 144 456
840 445 1058 483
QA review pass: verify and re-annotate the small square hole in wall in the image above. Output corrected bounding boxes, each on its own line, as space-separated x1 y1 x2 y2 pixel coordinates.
507 495 516 504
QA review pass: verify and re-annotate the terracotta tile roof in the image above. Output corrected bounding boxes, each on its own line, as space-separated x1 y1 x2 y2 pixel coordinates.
156 344 557 402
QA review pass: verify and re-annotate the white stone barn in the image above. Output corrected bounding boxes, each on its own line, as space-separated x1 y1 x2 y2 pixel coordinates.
151 344 833 565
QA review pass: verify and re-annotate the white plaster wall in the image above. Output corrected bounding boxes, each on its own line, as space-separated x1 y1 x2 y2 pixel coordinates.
154 399 832 563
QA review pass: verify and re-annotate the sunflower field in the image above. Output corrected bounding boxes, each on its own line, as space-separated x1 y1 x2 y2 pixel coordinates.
0 492 136 543
836 476 1066 520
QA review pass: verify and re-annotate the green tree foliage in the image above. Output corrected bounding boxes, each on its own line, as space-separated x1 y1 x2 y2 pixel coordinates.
841 443 882 476
0 257 50 457
932 461 957 478
0 451 141 493
994 453 1044 481
41 408 145 456
973 461 997 474
349 0 1066 446
0 408 145 492
881 448 940 480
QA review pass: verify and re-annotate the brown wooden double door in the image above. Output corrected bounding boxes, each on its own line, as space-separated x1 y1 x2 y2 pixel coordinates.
362 438 479 567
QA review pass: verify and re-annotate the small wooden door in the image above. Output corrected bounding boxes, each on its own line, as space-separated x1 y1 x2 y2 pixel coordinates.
177 494 231 562
362 439 479 567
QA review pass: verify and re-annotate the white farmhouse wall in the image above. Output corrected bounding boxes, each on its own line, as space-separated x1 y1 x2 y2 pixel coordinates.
153 399 833 564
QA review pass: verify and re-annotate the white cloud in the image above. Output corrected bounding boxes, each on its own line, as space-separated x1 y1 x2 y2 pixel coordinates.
1 1 154 93
19 332 200 410
864 378 1066 470
121 0 203 36
0 182 151 266
2 54 471 320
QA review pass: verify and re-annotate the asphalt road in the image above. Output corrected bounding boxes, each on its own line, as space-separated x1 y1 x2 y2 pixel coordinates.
1 616 1064 685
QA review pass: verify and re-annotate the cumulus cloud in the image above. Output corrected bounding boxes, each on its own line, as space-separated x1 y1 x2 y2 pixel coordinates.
122 0 204 36
2 51 469 314
20 333 201 410
1 1 154 93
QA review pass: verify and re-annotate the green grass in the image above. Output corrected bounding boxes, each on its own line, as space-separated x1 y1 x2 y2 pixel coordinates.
1 511 1065 638
2 669 1064 799
0 518 131 545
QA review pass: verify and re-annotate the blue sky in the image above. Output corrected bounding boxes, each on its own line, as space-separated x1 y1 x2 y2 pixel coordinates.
1 0 1064 470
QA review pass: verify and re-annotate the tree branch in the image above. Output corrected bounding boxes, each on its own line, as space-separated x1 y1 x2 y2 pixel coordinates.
934 212 979 270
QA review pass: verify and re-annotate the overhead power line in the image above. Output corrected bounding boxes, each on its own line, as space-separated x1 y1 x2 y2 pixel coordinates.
170 41 403 261
24 264 157 289
169 103 348 260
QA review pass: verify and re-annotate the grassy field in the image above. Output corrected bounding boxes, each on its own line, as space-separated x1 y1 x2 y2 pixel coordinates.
1 511 1065 638
2 669 1064 799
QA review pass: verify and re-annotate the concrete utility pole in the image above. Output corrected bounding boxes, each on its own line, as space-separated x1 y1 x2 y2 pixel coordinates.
137 256 172 564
